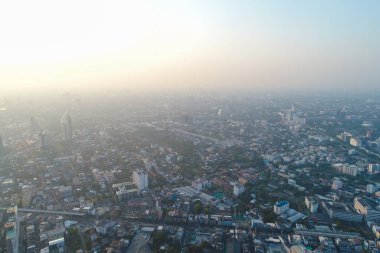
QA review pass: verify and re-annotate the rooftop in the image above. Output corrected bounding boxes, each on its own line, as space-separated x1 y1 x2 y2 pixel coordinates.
275 201 289 207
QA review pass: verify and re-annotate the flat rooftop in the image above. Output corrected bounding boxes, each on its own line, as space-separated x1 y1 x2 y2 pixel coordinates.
275 201 288 207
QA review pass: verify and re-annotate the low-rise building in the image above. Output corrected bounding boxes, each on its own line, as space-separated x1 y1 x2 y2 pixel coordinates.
274 201 289 215
305 196 318 213
368 164 380 174
354 197 380 221
333 164 358 177
350 137 361 147
112 182 139 201
233 182 245 196
321 201 363 222
191 179 210 191
332 178 343 190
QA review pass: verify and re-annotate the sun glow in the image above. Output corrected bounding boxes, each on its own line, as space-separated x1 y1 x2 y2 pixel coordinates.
0 0 209 91
0 1 206 64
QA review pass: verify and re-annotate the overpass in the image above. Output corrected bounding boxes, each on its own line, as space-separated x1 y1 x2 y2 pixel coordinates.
18 208 85 216
0 206 85 253
294 229 364 240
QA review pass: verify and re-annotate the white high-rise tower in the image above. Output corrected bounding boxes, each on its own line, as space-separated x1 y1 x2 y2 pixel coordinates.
133 170 148 190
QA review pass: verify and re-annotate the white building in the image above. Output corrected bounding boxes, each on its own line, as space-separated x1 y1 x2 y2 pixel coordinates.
233 182 245 196
310 201 319 213
58 186 72 197
191 179 210 191
113 182 139 201
332 178 343 190
350 137 361 147
274 201 289 215
305 196 319 213
288 179 297 186
354 197 380 221
368 164 380 174
333 164 358 177
337 131 352 142
367 184 377 194
343 165 358 176
133 170 148 190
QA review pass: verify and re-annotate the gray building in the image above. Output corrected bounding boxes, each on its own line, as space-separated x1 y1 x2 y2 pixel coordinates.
321 201 363 222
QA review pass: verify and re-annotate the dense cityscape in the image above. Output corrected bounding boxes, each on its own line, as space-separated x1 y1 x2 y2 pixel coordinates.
1 92 380 252
1 0 380 252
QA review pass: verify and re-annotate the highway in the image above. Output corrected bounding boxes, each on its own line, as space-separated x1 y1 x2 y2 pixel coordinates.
294 229 364 240
18 208 85 216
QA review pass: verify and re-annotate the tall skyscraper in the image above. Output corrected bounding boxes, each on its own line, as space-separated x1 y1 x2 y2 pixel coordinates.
61 113 73 141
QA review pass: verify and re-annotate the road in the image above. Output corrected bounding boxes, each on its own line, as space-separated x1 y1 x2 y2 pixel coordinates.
141 122 243 147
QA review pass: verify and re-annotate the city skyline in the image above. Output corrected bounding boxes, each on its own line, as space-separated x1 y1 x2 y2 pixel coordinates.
2 2 380 252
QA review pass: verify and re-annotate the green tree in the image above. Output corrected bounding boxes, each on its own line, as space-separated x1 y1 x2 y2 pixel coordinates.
262 210 277 223
66 228 83 252
193 202 202 214
204 205 211 215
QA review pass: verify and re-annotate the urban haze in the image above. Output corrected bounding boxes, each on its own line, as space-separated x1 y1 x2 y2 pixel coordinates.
1 1 380 253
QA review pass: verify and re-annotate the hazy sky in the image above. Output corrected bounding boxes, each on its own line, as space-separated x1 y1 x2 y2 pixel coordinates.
1 0 379 94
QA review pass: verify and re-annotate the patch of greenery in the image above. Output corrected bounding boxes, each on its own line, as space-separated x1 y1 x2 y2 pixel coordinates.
262 210 277 223
66 227 83 252
185 241 216 253
150 231 181 253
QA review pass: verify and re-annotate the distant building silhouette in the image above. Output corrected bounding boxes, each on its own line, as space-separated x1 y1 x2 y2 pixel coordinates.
30 116 40 134
0 135 3 156
39 131 48 149
61 113 73 141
